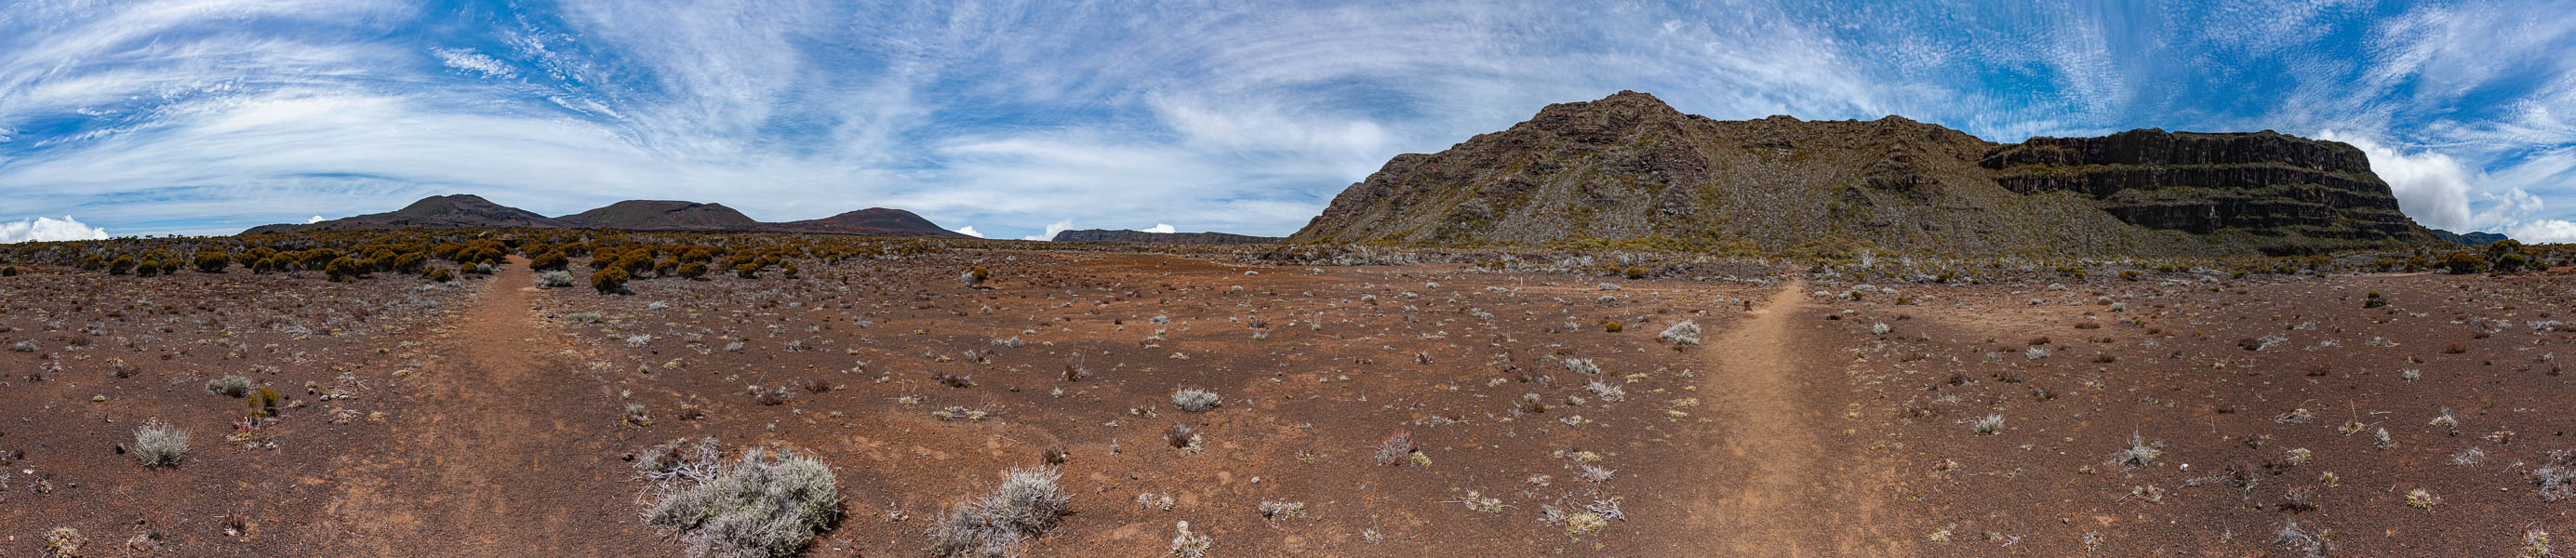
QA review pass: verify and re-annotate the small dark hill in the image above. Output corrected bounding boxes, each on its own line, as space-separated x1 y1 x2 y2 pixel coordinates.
245 194 566 234
2427 228 2511 246
770 208 972 238
557 200 758 231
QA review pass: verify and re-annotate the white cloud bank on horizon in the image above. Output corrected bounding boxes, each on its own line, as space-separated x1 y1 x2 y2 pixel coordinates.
953 225 983 238
1140 223 1176 233
1022 219 1073 242
2319 129 2480 232
306 215 327 223
0 216 111 244
2319 130 2576 243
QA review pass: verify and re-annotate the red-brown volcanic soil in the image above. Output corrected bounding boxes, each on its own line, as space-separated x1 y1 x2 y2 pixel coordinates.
5 250 2571 556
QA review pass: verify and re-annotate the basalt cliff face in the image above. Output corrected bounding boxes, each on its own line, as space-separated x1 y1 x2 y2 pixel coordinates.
1291 91 2438 256
1981 129 2432 252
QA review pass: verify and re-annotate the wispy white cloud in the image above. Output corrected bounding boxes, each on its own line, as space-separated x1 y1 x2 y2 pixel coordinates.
0 0 2570 241
430 47 514 79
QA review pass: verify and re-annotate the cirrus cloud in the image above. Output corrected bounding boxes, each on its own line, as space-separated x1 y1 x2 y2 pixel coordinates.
0 0 2569 242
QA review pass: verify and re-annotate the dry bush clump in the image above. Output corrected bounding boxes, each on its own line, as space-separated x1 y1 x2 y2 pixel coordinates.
634 438 841 558
1169 387 1221 412
2535 449 2576 501
207 375 255 396
1375 430 1422 466
1168 521 1213 557
928 467 1073 557
1657 320 1701 345
535 270 575 287
131 419 189 467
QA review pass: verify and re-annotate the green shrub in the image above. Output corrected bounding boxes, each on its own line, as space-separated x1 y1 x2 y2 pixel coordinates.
192 251 231 273
678 261 710 279
593 266 629 294
108 256 136 275
2497 252 2529 273
390 251 428 273
247 386 282 418
325 256 366 282
529 250 569 271
0 266 17 276
424 267 456 282
2440 252 2486 274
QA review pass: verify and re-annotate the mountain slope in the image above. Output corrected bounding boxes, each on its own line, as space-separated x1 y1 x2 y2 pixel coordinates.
556 200 758 231
769 208 972 238
245 194 567 234
2427 228 2511 246
1292 91 2439 256
245 196 969 239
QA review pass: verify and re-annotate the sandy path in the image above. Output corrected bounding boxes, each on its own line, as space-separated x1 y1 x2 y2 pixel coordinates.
314 258 645 554
1671 280 1911 557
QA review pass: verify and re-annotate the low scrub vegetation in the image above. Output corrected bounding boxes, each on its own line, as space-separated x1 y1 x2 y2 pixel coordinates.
928 466 1073 557
634 438 841 558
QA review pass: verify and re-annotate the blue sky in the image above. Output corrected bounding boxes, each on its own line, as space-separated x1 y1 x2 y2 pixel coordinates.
2 0 2573 242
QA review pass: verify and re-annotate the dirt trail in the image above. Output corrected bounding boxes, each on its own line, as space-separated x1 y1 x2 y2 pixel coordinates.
1673 280 1910 557
315 258 646 554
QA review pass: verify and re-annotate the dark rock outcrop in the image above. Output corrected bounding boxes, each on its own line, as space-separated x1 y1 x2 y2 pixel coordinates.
1052 229 1283 245
1292 91 2440 256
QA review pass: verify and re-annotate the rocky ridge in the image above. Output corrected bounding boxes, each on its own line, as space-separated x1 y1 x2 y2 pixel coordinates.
1291 91 2440 256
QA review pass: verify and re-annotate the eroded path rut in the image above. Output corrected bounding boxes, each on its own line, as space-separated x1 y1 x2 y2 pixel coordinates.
1670 281 1913 557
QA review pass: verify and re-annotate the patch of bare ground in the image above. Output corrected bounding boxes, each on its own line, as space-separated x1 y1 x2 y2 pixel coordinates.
20 240 2576 557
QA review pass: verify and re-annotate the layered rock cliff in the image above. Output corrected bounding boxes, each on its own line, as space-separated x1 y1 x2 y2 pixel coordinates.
1980 129 2433 253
